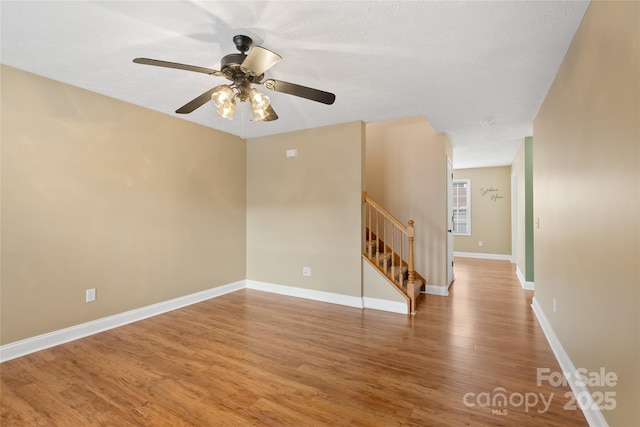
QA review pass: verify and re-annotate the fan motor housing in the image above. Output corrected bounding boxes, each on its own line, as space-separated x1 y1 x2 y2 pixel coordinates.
221 53 264 83
221 53 245 70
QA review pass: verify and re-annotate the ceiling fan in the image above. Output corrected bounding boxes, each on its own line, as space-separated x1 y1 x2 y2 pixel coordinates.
133 35 336 122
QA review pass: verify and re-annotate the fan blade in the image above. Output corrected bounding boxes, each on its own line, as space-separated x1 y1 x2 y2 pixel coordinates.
263 79 335 105
133 58 223 77
262 105 278 122
241 47 282 76
175 88 217 114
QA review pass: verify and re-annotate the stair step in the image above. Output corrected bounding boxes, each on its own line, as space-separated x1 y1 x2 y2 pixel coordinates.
377 252 393 263
377 253 396 273
402 278 423 295
391 265 408 281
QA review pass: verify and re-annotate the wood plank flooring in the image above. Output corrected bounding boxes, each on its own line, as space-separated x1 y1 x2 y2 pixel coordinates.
1 258 588 426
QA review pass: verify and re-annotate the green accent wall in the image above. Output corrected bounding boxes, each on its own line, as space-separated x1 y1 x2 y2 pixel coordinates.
525 136 534 282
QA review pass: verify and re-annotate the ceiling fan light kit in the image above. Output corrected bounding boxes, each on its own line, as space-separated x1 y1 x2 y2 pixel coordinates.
133 35 335 123
211 85 234 107
216 99 236 120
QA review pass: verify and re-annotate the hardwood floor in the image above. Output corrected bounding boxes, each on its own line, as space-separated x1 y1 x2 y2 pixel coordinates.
1 258 587 426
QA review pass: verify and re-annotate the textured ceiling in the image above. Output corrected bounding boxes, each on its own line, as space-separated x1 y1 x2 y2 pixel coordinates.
0 1 589 168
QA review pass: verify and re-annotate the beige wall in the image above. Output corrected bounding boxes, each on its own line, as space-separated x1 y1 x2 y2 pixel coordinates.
453 166 511 255
365 116 449 289
511 143 527 274
533 2 639 425
1 66 247 344
246 122 364 297
362 259 407 304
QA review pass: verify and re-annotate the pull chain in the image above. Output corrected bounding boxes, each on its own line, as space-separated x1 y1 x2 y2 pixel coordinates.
241 109 245 140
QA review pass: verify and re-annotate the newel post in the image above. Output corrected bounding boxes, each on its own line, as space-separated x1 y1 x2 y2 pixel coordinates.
407 220 417 315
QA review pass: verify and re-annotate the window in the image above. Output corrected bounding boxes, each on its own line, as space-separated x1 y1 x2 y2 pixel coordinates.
453 179 470 235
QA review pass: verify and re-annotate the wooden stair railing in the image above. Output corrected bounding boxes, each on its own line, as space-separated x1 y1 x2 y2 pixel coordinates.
362 192 422 315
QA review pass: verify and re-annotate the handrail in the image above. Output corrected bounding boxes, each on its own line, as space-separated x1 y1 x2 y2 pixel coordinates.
362 192 407 233
362 191 418 314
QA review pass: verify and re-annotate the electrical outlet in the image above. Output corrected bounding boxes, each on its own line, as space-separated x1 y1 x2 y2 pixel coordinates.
478 241 483 247
303 267 311 276
86 288 96 303
552 298 557 313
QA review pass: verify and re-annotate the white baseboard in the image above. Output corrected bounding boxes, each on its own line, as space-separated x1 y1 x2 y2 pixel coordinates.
246 280 363 309
531 297 608 427
454 251 512 261
516 266 535 290
424 283 450 296
362 297 408 314
0 281 245 363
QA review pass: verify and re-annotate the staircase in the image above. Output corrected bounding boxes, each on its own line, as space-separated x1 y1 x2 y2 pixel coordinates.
362 192 424 315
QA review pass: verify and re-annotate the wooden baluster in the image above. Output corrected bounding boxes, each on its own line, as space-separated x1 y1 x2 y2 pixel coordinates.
391 226 396 284
399 229 403 287
375 210 380 264
367 203 372 258
383 218 388 272
407 220 416 314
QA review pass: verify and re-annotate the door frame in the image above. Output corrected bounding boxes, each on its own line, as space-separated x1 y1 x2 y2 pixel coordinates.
511 171 517 264
447 156 454 285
